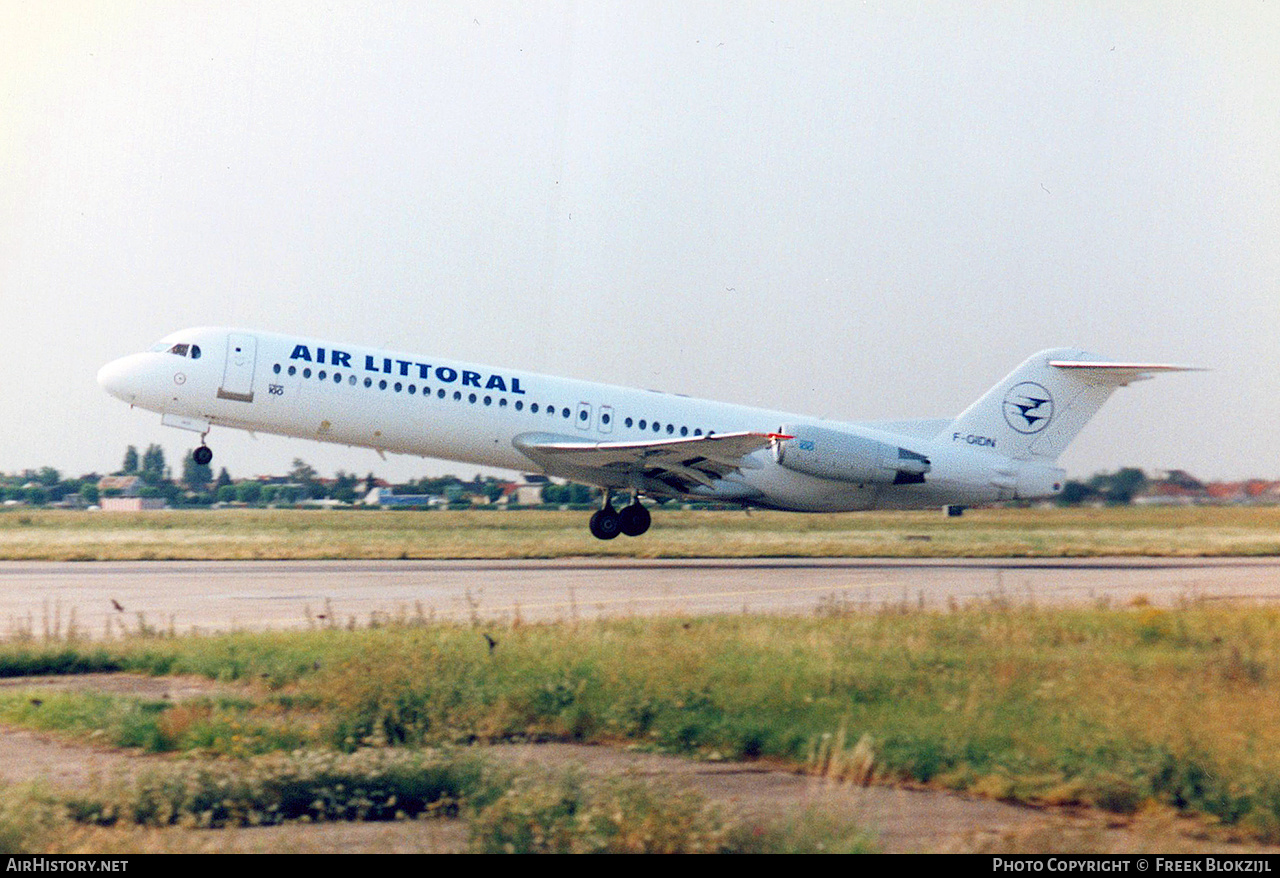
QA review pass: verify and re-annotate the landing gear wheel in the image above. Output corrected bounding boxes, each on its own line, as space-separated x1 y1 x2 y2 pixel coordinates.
193 446 213 466
589 507 621 540
619 503 651 537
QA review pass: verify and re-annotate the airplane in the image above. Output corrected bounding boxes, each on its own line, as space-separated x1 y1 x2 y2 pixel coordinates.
98 328 1198 539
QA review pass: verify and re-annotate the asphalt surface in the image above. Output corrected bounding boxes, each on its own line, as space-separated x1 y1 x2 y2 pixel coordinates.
2 557 1279 637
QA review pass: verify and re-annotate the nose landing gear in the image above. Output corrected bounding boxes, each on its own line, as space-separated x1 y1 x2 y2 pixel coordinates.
193 443 213 466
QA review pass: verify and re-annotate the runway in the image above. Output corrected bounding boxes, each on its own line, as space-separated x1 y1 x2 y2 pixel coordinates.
3 557 1280 638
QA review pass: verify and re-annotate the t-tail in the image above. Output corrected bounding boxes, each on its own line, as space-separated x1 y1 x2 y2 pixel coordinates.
939 348 1201 462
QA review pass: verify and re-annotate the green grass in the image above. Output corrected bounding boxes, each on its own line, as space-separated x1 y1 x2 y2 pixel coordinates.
8 602 1280 840
1 506 1278 560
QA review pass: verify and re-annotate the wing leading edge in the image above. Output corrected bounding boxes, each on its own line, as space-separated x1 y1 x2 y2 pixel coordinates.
513 430 785 497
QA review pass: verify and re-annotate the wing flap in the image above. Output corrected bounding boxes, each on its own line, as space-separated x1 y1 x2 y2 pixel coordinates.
513 430 782 495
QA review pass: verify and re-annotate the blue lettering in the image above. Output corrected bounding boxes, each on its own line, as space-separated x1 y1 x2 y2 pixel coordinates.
331 350 351 368
383 358 393 374
416 363 432 380
365 355 379 372
485 374 507 392
396 359 412 376
289 345 312 362
436 366 458 383
511 377 526 395
317 347 325 364
461 370 482 388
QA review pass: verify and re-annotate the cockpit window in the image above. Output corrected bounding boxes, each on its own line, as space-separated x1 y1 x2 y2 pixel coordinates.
167 344 190 357
190 345 201 359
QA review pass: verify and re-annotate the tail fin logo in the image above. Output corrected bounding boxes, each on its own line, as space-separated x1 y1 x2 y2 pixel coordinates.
1002 382 1054 434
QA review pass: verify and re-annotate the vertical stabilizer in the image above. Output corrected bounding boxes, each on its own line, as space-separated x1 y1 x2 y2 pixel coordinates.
939 349 1198 462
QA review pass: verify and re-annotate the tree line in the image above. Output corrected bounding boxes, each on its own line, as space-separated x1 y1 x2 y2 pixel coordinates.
0 445 598 509
0 447 1184 510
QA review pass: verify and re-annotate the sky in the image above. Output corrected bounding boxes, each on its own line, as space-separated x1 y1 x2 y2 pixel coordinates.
2 1 1277 485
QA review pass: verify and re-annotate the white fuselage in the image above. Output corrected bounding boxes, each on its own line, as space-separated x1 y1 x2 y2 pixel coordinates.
99 327 1056 512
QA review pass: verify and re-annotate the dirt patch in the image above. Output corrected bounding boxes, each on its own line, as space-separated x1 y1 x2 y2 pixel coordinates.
1 674 1276 853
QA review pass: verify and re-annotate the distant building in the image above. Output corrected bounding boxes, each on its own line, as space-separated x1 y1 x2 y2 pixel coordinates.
361 487 446 508
100 497 166 511
97 475 142 497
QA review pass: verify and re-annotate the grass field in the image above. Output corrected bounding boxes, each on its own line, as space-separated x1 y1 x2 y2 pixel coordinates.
1 505 1278 560
6 602 1280 847
3 504 1279 852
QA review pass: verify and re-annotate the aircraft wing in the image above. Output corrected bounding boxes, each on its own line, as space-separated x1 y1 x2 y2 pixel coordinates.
513 430 782 496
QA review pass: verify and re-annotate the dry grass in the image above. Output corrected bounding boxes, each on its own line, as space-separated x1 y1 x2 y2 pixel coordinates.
1 506 1278 560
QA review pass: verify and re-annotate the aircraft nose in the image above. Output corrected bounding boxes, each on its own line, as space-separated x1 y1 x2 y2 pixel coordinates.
97 355 142 403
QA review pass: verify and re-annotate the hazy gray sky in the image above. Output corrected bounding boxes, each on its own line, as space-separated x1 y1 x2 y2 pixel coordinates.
3 2 1277 484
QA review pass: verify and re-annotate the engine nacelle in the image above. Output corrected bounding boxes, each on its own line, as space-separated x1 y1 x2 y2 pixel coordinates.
774 424 932 486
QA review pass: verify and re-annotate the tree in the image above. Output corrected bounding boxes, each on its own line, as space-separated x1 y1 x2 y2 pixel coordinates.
235 481 262 504
122 446 139 474
1107 468 1148 505
332 471 357 504
215 468 233 490
182 452 213 490
289 459 323 499
141 444 166 485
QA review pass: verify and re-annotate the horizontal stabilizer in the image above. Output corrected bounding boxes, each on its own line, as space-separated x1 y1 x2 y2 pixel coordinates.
1048 360 1204 387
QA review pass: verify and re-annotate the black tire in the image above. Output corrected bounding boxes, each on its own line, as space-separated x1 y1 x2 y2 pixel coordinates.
619 503 651 537
193 446 213 466
589 508 621 540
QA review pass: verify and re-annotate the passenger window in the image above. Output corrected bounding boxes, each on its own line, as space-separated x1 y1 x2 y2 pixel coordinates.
288 365 297 376
364 377 372 388
531 403 539 413
318 371 326 380
303 368 312 379
379 379 387 390
273 364 281 374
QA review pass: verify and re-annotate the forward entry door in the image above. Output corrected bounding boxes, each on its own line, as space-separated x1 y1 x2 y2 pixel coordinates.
218 333 257 402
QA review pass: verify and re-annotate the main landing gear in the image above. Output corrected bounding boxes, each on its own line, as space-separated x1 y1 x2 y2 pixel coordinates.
588 491 651 540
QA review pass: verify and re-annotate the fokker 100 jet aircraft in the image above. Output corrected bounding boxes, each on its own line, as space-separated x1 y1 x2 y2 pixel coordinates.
99 328 1196 539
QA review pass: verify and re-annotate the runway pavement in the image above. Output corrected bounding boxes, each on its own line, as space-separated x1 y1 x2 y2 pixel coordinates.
3 557 1280 637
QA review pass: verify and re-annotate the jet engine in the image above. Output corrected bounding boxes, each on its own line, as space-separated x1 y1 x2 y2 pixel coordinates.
774 424 931 486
